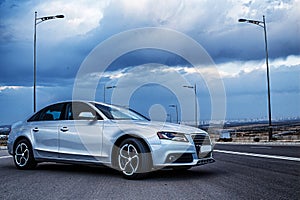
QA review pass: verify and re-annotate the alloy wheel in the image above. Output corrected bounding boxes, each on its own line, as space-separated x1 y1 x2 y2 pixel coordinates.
15 142 30 167
118 143 140 176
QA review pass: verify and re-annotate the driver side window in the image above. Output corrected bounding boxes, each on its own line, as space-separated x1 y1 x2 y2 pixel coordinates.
66 102 102 120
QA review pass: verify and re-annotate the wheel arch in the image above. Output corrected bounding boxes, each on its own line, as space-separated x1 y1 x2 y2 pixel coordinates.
111 134 153 168
13 136 33 154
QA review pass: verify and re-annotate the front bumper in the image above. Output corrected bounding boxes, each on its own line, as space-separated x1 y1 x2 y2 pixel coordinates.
150 139 215 168
7 137 13 155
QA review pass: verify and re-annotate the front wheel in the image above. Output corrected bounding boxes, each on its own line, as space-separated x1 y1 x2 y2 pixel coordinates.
14 139 37 170
117 138 152 179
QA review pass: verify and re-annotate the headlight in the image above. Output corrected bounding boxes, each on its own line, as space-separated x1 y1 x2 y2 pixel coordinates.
157 131 188 142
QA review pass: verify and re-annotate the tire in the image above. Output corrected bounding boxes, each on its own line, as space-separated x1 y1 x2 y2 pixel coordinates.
14 139 37 170
117 138 152 179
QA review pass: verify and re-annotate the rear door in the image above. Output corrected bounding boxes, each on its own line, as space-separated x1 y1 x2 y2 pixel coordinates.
29 103 65 158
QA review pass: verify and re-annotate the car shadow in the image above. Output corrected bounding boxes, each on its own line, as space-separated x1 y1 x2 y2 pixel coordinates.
35 163 220 181
36 163 120 177
147 167 220 181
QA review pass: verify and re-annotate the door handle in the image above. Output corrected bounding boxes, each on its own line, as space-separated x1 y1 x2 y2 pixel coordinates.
60 127 69 132
32 127 39 132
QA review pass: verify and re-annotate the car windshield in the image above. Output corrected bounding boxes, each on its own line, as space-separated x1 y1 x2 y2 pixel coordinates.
94 103 149 121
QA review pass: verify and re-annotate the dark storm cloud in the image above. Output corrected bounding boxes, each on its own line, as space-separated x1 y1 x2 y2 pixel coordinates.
1 0 300 87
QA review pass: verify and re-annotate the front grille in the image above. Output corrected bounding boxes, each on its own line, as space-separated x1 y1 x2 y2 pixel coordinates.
192 134 211 146
198 151 212 159
192 134 211 159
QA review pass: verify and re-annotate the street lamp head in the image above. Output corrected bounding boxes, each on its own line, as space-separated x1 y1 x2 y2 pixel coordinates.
55 15 64 18
106 86 116 89
238 18 263 26
248 19 260 25
183 85 194 89
238 18 247 22
36 14 65 24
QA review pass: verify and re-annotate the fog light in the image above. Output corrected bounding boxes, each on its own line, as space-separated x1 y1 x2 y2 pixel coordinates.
169 155 176 162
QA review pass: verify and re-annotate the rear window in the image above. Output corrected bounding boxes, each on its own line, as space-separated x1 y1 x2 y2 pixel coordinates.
28 103 65 122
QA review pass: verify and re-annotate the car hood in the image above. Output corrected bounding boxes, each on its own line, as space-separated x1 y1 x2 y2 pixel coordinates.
111 120 208 135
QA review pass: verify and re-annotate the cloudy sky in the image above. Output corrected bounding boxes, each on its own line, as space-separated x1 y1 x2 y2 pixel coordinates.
0 0 299 125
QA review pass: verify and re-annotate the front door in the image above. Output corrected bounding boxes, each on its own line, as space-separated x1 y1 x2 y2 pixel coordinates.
58 102 103 162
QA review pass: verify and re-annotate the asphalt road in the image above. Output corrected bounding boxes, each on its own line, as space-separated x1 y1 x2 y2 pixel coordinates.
0 144 299 200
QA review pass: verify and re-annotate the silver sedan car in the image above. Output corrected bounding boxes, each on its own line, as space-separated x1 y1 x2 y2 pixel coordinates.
7 101 214 179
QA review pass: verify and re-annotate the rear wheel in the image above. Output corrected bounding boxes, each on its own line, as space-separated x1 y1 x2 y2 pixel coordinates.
14 139 37 170
117 138 151 179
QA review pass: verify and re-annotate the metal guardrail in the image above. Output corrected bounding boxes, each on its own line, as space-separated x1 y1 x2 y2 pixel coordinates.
0 125 10 147
0 125 11 135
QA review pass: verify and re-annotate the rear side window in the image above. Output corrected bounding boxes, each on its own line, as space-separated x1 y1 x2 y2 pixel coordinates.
28 103 65 122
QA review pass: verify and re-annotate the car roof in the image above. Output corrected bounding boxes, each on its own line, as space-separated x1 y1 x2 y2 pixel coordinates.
47 100 109 106
39 100 129 113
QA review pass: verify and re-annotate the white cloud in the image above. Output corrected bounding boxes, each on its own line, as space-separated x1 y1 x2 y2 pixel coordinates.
99 54 300 90
0 86 24 92
111 0 221 32
99 58 299 120
271 55 300 68
0 0 110 42
107 0 299 33
216 55 300 78
35 0 110 39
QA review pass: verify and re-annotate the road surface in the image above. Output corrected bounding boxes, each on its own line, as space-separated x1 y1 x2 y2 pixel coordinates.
0 143 299 200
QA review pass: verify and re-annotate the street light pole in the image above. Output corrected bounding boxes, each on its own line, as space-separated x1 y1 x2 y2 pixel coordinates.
169 104 179 124
167 114 172 123
238 15 272 141
183 84 198 128
34 12 37 113
33 11 64 112
104 85 116 103
103 85 106 103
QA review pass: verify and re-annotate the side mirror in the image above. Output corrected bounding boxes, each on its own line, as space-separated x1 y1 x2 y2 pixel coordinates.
78 112 97 120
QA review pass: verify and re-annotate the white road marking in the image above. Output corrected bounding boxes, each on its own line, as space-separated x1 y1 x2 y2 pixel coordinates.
250 146 272 149
214 150 300 162
0 155 11 159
